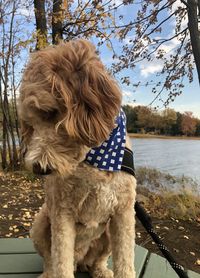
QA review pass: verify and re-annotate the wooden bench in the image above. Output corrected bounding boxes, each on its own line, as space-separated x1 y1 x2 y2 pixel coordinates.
0 238 199 278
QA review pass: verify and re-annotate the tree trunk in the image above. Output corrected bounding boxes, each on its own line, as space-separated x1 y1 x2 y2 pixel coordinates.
187 0 200 84
34 0 48 50
2 115 8 170
0 1 20 170
198 0 200 16
52 0 63 44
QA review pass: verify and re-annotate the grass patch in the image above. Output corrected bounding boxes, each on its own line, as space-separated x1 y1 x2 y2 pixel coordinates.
136 167 200 220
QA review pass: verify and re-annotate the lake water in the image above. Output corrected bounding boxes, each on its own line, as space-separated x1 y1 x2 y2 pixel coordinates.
130 138 200 182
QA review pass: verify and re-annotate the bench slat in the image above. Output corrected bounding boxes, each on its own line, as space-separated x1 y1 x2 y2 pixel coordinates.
0 274 91 278
143 253 200 278
0 239 149 277
0 273 91 278
134 245 149 277
0 254 42 274
143 253 179 278
0 239 36 254
1 239 199 278
187 270 200 278
0 246 148 276
0 275 39 278
0 243 149 277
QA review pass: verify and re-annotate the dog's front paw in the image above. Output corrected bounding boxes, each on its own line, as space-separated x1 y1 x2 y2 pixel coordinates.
91 267 113 278
38 273 50 278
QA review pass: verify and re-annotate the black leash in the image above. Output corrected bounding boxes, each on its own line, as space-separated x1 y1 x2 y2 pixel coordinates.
122 148 189 278
135 201 189 278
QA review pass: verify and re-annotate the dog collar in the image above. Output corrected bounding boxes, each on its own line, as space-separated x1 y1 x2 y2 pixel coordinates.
85 109 126 172
121 147 135 177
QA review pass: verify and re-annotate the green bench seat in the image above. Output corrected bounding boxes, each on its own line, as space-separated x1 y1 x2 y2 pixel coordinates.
0 239 199 278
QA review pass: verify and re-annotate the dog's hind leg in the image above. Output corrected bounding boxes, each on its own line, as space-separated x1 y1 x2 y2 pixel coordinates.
80 225 113 278
30 204 52 277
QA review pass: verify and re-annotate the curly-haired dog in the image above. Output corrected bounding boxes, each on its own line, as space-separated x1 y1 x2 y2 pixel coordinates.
18 40 136 278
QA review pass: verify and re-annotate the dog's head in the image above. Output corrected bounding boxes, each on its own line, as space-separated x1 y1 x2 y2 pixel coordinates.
19 39 122 176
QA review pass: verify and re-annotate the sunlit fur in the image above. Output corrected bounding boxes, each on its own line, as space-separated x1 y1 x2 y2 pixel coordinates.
18 39 136 278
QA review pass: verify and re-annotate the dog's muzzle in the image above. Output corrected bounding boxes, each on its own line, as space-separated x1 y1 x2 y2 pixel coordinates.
32 162 52 175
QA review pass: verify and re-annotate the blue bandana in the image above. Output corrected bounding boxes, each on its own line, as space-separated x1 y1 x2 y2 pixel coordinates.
85 109 126 172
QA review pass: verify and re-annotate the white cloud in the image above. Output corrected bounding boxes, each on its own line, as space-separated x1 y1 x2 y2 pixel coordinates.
123 101 144 107
122 90 138 105
111 0 123 5
139 30 185 78
122 101 200 119
171 1 188 29
171 0 185 11
140 62 163 77
122 90 132 97
171 104 200 118
101 55 120 66
159 37 179 53
18 6 35 18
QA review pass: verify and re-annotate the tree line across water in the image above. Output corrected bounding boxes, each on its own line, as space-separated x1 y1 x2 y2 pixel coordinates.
123 105 200 137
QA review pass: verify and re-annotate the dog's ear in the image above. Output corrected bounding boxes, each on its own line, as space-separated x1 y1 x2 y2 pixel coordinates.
53 40 122 146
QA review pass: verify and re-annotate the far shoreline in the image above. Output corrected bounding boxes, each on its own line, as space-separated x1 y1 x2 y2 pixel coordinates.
128 133 200 140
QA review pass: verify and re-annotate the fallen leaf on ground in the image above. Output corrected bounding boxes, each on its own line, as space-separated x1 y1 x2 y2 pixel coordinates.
163 226 169 230
195 259 200 265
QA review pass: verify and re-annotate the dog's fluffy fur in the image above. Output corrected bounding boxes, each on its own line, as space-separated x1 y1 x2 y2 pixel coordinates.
19 39 136 278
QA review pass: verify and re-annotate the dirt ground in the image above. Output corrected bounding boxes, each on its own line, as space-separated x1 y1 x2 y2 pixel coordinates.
0 171 200 274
